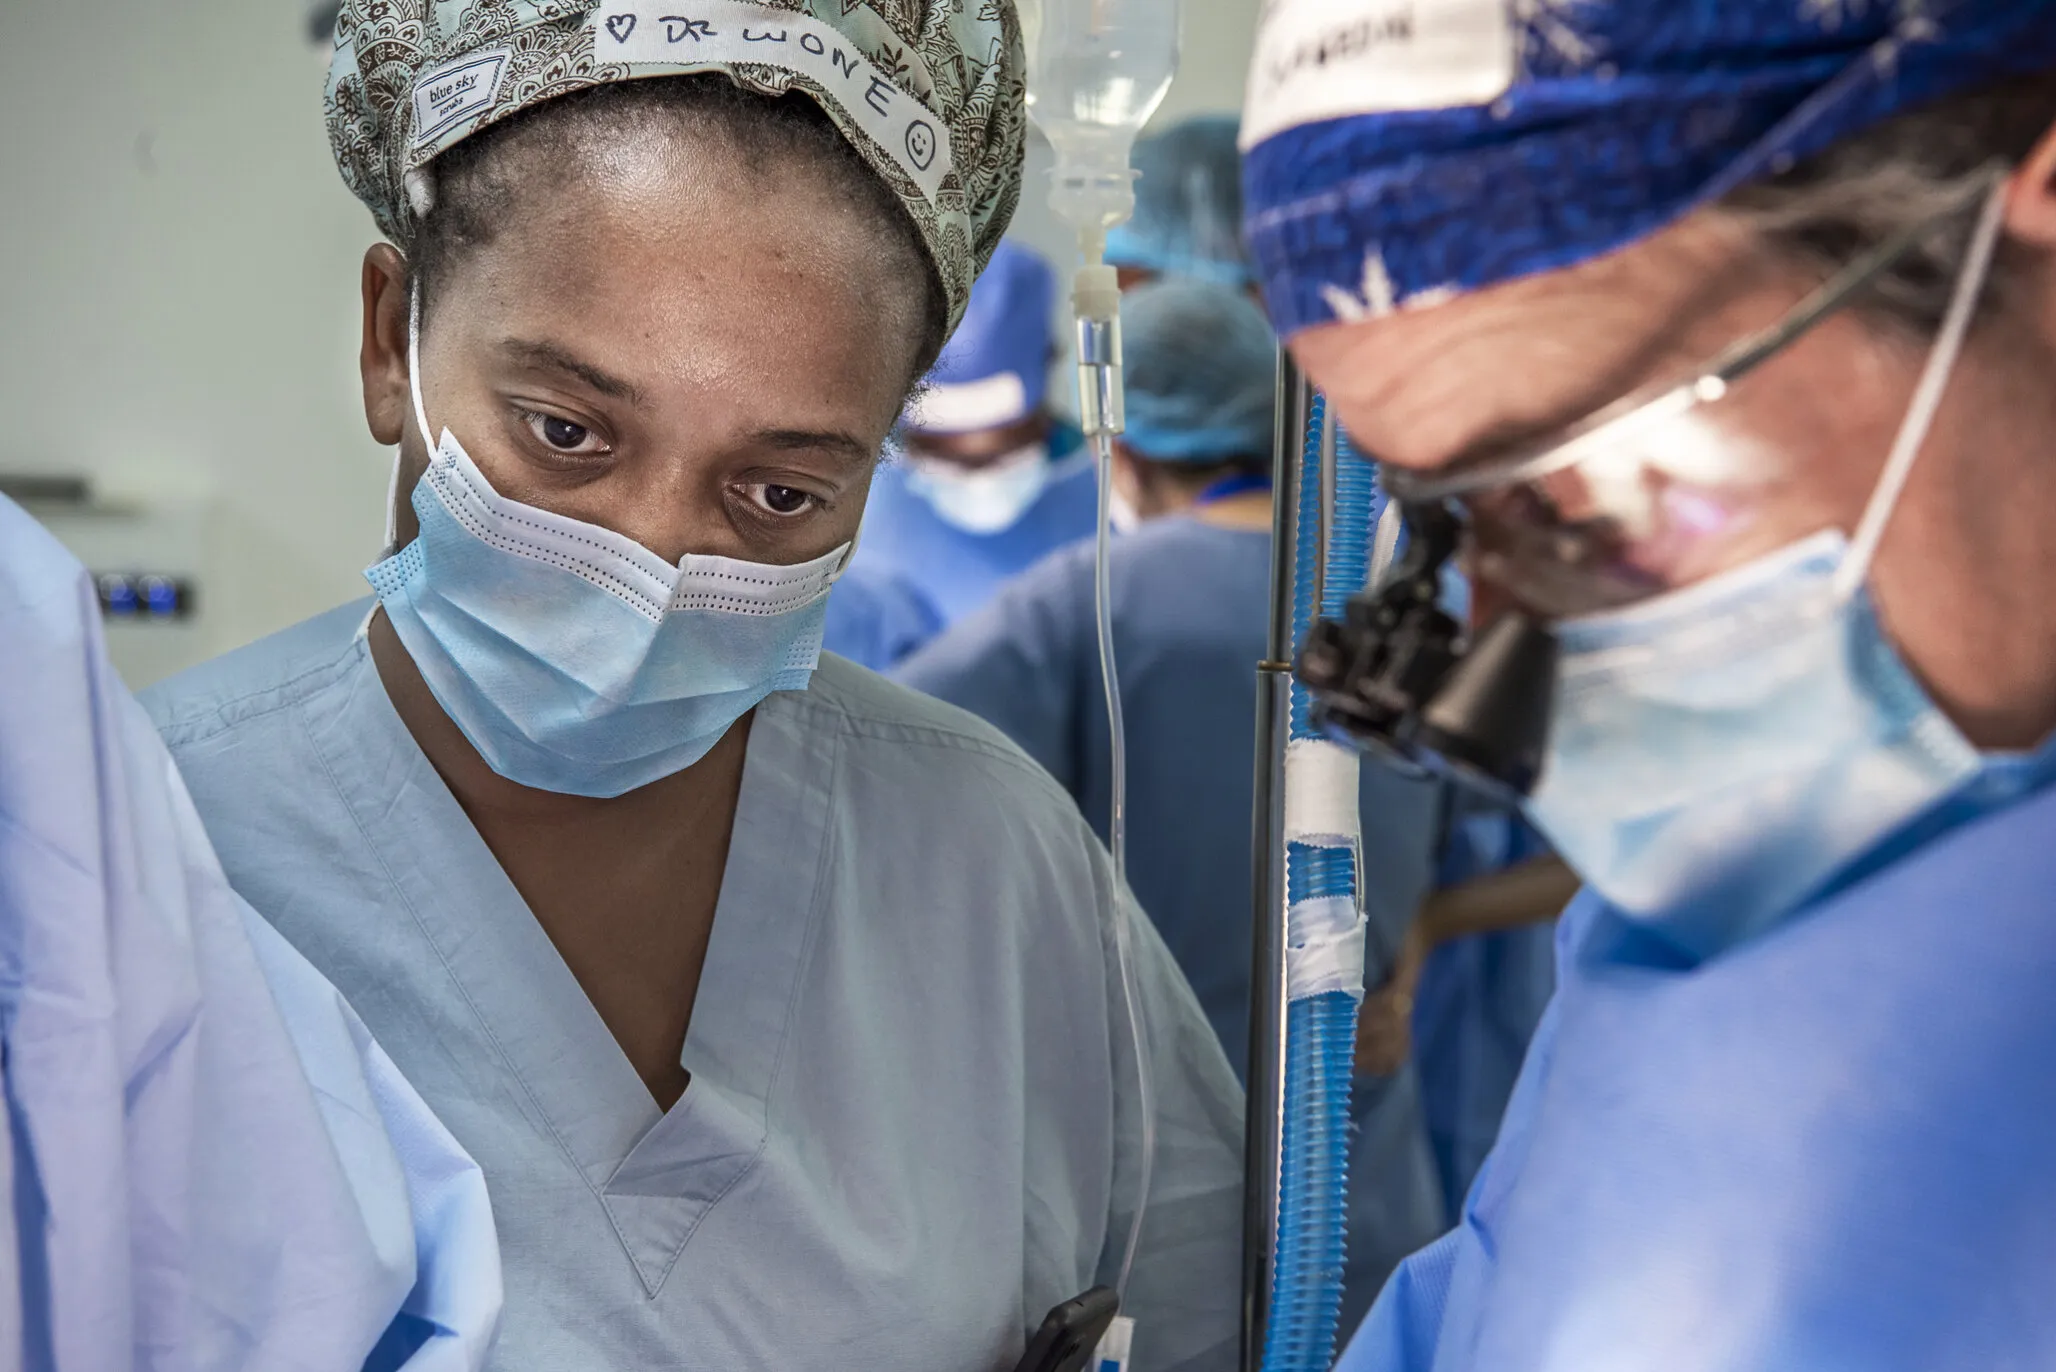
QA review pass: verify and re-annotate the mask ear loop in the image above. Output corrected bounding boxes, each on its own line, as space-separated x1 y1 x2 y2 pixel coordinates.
1834 172 2010 599
825 522 860 582
407 280 436 448
382 281 439 556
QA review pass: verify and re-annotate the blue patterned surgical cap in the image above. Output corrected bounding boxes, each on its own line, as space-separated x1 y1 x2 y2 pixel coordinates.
1240 0 2056 337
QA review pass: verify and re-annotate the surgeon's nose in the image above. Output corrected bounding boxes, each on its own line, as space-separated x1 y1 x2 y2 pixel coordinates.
566 463 730 567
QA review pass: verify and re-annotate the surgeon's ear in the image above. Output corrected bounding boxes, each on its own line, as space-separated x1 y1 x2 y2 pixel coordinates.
2003 116 2056 250
360 244 413 447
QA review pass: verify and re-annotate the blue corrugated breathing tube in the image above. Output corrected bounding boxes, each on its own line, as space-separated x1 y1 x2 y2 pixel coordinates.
1261 395 1379 1372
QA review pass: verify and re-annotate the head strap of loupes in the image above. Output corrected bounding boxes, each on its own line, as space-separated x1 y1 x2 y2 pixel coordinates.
323 0 1026 334
1240 0 2056 339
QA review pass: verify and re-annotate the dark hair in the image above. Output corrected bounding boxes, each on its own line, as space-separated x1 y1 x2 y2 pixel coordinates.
1127 451 1270 486
1721 68 2056 332
406 74 949 385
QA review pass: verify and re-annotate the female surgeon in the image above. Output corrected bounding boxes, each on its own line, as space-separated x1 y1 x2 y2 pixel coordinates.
1239 1 2056 1368
141 3 1243 1369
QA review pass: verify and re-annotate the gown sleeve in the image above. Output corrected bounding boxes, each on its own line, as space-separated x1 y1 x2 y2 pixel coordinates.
0 495 500 1369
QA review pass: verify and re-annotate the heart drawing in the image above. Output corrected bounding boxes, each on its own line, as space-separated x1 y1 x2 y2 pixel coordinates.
606 13 637 43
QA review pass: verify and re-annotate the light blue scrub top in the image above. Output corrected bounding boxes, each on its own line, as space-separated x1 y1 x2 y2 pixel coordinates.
894 515 1448 1312
144 603 1244 1372
851 440 1101 627
1341 755 2056 1372
1 497 498 1370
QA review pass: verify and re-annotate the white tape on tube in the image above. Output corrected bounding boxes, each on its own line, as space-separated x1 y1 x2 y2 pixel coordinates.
1093 1315 1136 1372
1284 738 1361 847
1286 894 1368 1001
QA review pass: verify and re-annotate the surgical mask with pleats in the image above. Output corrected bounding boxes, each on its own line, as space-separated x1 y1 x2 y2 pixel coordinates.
1524 188 2005 954
904 440 1051 533
365 293 848 798
1527 530 1979 953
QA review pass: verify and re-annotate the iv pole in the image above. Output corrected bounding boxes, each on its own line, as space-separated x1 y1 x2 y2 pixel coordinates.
1241 351 1309 1372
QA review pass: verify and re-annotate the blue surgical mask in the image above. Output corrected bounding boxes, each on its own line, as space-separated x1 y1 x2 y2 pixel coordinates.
1526 530 1979 954
365 294 848 798
904 440 1051 533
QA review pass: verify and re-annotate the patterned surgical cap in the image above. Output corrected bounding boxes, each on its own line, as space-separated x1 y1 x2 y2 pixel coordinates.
324 0 1027 332
1240 0 2056 336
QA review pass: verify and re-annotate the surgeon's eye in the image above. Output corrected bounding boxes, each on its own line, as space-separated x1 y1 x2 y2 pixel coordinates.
746 484 818 518
520 410 608 456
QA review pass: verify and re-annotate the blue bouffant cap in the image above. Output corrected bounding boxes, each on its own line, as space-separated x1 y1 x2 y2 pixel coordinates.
1105 115 1252 287
1120 278 1277 464
1240 0 2056 337
906 239 1056 433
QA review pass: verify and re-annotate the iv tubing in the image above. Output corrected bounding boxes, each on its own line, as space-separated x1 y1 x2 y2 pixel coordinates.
1091 382 1154 1305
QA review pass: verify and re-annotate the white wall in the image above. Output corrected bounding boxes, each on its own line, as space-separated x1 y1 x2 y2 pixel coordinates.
1 0 388 686
1157 0 1262 127
1 0 1257 687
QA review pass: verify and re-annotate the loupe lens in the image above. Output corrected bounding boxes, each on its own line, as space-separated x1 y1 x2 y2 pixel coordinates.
1460 467 1763 620
1385 377 1782 621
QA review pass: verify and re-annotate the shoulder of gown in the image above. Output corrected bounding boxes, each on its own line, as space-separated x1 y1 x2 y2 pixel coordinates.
783 650 1087 809
141 597 373 743
143 605 1092 839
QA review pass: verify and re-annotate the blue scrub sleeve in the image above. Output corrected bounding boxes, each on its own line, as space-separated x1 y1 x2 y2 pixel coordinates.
1335 901 1583 1372
0 495 501 1368
241 910 503 1372
893 547 1091 792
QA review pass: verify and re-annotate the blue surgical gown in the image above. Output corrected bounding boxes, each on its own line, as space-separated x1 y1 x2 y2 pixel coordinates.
851 440 1101 627
1409 805 1557 1221
822 564 944 669
0 497 499 1370
144 603 1244 1372
894 515 1448 1309
1341 760 2056 1372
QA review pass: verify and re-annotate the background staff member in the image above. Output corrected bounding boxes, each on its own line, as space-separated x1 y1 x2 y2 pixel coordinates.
849 238 1099 630
899 278 1450 1303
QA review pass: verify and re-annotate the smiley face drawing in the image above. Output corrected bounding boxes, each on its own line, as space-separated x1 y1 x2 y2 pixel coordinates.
904 119 937 170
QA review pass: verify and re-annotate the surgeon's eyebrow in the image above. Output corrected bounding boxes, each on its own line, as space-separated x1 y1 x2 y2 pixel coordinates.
749 426 877 469
498 338 646 405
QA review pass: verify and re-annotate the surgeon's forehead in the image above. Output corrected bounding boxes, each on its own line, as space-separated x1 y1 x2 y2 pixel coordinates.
1290 211 1752 473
